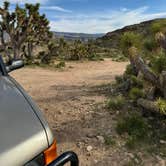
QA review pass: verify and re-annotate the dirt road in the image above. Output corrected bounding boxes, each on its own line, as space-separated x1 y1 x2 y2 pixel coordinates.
11 59 128 166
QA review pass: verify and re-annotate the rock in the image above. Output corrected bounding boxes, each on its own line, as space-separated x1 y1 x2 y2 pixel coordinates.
86 133 96 138
160 140 166 144
134 158 139 164
76 142 83 148
156 156 166 166
97 136 105 144
159 160 166 166
86 145 93 152
116 111 120 115
127 153 135 159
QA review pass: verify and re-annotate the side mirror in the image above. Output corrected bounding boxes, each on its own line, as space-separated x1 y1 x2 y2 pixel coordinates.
6 60 24 73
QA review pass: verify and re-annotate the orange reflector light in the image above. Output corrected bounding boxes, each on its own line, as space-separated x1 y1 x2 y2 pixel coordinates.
44 140 58 165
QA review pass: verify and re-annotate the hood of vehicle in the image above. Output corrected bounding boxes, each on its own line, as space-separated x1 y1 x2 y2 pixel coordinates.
0 76 48 166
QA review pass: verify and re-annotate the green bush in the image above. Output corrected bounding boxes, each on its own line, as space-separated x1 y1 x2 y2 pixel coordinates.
116 114 148 138
125 64 136 76
156 98 166 115
130 76 143 88
107 95 125 110
115 75 124 84
55 61 66 68
129 88 144 100
87 54 104 61
125 136 138 150
120 32 142 56
143 38 157 52
151 19 166 33
104 136 116 146
151 53 166 73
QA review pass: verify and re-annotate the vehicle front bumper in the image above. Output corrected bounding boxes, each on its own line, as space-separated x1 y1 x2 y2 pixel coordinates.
48 151 79 166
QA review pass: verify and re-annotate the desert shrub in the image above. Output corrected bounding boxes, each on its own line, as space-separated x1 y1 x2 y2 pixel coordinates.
151 53 166 73
112 55 128 62
115 75 124 84
107 95 125 110
151 19 166 33
87 54 104 61
38 51 46 59
125 136 138 150
104 136 116 146
55 61 66 68
156 98 166 115
130 76 143 88
129 88 144 100
24 58 34 65
125 64 136 76
120 32 142 56
40 50 53 64
116 113 148 149
116 114 148 137
144 38 158 52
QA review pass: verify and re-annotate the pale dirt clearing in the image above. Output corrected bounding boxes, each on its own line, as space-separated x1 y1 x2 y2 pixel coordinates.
11 60 136 166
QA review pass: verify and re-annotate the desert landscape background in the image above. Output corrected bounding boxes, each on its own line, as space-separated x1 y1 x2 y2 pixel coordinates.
0 1 165 165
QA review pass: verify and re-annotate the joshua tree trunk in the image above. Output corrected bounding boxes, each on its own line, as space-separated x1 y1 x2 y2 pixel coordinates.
129 47 160 88
0 29 12 62
27 42 33 59
137 98 160 113
127 47 166 115
13 44 21 60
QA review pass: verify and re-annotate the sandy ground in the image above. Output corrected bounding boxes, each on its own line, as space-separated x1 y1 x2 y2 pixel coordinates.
11 59 140 166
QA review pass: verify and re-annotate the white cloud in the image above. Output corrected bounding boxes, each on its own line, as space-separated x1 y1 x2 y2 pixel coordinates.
50 6 166 33
41 6 72 13
120 7 128 12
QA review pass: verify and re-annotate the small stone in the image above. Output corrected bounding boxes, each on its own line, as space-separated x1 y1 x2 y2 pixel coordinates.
160 140 166 144
159 160 166 166
156 157 166 166
86 145 93 152
86 133 96 138
96 136 105 144
76 142 82 148
134 158 139 164
116 111 120 115
127 153 135 159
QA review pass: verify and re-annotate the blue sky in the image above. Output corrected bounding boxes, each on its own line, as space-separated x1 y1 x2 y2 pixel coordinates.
2 0 166 33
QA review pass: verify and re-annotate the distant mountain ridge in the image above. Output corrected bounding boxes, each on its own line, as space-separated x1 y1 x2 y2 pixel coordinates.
97 18 166 48
53 31 105 41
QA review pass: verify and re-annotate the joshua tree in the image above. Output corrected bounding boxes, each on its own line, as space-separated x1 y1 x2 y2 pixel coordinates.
119 28 166 115
0 1 51 60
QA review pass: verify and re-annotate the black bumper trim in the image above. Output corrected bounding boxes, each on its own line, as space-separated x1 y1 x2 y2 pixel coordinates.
48 151 79 166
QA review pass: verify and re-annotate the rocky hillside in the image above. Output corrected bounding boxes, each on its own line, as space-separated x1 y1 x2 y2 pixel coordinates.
96 18 166 48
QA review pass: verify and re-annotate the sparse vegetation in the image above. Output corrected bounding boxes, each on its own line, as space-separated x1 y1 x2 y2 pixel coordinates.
129 88 144 100
100 18 166 163
107 95 125 110
150 52 166 74
55 61 66 69
156 98 166 115
1 1 166 164
104 136 116 146
116 113 148 139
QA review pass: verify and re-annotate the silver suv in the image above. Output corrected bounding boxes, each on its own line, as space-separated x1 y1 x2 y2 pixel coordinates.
0 56 78 166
